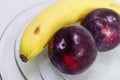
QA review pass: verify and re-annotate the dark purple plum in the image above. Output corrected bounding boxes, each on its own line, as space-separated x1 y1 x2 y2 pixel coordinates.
81 8 120 51
48 25 97 75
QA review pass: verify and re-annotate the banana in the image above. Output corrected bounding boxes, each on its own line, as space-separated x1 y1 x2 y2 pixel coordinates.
20 0 120 62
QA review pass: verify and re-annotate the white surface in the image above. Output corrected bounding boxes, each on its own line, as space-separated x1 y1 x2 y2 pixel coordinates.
0 0 46 24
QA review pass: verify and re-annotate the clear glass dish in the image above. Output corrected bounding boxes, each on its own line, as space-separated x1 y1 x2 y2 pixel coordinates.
0 0 120 80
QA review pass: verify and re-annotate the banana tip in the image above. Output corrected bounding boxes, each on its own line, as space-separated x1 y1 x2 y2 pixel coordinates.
20 55 28 62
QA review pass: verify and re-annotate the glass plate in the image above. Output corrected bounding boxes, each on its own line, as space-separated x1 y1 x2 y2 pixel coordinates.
0 0 120 80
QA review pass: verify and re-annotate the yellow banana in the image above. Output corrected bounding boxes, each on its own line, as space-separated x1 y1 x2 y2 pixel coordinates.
20 0 120 62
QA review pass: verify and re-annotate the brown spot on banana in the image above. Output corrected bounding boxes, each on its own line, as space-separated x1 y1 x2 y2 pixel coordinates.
34 26 40 34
